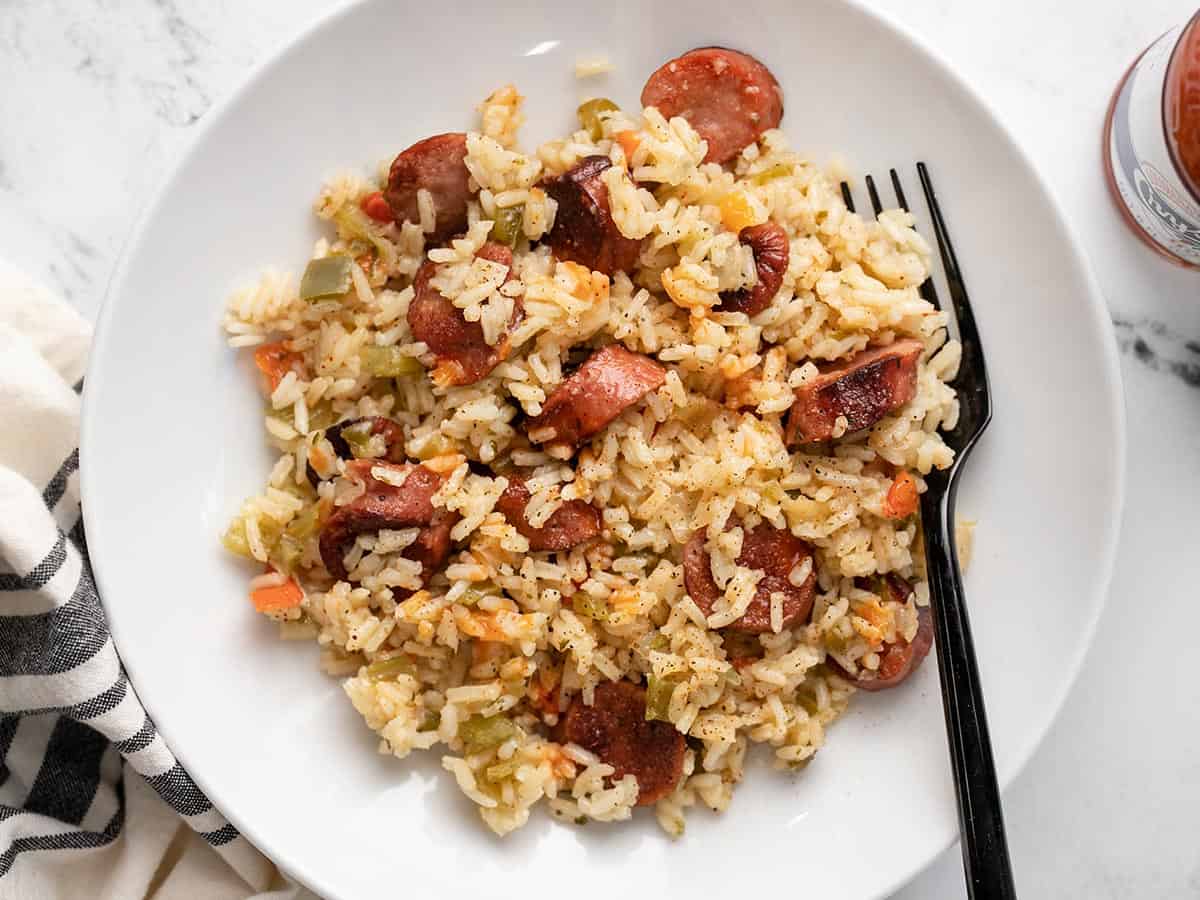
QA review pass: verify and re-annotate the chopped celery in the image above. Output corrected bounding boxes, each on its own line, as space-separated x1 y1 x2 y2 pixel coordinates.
276 478 315 502
307 403 338 432
573 594 609 621
459 585 501 607
221 520 254 559
644 673 681 722
577 97 619 140
647 633 670 653
285 506 321 542
485 761 518 782
340 421 376 458
459 714 518 754
299 255 353 302
365 655 416 681
750 163 793 185
875 575 893 602
360 346 423 378
489 205 524 247
418 710 441 733
277 534 305 572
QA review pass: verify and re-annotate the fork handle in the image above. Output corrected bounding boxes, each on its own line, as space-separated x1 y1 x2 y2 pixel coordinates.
922 479 1017 899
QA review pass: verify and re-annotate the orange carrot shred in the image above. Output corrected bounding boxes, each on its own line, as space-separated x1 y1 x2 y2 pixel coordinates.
250 577 304 613
882 470 919 519
253 341 303 392
615 130 641 162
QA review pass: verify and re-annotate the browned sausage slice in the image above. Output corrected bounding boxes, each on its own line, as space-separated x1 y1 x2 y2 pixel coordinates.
407 242 522 386
558 681 685 806
785 339 924 445
384 133 471 242
829 575 933 691
683 519 816 634
527 345 666 449
319 460 459 581
542 156 641 276
640 48 784 165
494 472 601 551
717 222 789 316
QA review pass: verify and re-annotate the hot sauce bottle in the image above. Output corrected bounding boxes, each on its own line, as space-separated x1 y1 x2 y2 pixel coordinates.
1105 10 1200 269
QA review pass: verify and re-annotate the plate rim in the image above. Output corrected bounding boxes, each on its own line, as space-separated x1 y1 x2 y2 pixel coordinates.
79 0 1127 896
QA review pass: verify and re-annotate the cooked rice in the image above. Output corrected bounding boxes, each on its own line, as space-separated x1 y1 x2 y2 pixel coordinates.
222 81 963 838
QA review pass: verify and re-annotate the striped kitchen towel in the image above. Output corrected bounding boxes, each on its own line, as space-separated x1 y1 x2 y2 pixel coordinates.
0 261 300 899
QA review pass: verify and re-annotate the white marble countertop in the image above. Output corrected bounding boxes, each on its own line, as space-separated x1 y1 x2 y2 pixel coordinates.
3 0 1197 896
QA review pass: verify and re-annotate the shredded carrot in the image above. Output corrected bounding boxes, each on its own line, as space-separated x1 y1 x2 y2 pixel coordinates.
529 666 561 716
719 191 760 233
250 577 304 613
615 130 641 163
355 251 377 280
882 470 919 519
457 609 510 642
359 190 394 224
543 744 576 779
253 341 303 392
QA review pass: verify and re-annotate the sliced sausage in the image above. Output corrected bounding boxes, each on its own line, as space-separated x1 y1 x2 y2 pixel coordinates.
495 472 601 551
542 156 641 276
683 519 816 634
527 345 666 449
319 460 459 581
640 47 784 165
717 222 789 316
384 133 471 242
407 242 522 386
785 339 924 445
558 681 685 806
829 575 933 691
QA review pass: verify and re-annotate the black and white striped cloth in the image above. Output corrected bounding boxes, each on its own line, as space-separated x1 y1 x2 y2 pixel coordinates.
0 264 287 896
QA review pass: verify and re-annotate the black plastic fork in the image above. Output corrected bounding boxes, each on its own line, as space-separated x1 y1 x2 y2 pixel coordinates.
842 167 1015 899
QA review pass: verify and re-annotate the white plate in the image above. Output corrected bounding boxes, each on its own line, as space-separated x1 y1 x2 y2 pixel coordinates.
80 1 1125 897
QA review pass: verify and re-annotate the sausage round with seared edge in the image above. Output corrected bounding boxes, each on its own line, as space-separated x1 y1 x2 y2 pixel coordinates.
785 339 924 445
717 221 789 316
495 472 602 551
829 574 933 691
527 345 666 449
385 132 472 242
407 241 522 387
558 680 685 806
542 156 641 276
683 518 816 633
319 460 459 581
640 47 784 165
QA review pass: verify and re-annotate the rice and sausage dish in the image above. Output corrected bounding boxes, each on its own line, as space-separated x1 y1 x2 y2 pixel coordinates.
221 47 963 836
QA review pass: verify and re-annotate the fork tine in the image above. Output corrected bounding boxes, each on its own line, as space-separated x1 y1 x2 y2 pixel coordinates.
891 168 942 310
840 181 855 213
865 175 883 217
889 168 911 211
917 162 986 379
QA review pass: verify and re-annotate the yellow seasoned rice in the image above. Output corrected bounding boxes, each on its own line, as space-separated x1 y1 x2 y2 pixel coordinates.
221 80 961 838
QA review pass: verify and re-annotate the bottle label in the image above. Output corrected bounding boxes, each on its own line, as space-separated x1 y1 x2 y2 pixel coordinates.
1109 25 1200 264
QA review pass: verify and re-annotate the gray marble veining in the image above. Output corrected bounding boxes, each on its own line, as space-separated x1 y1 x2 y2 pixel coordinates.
1114 315 1200 388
